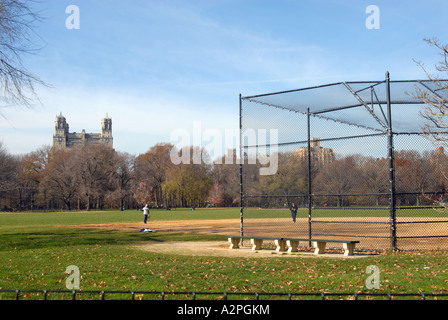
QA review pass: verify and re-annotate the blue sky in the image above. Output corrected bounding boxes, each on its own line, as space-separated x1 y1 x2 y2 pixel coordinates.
1 0 448 156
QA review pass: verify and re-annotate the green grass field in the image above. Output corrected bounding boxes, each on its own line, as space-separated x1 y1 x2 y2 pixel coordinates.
0 208 447 300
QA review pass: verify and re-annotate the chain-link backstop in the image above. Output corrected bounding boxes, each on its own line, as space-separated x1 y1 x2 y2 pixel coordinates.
239 72 448 251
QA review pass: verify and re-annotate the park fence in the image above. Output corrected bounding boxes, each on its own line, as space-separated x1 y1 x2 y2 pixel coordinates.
1 289 448 300
239 72 448 251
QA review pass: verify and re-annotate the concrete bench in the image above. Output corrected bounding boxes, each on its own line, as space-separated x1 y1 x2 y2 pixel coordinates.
227 236 359 256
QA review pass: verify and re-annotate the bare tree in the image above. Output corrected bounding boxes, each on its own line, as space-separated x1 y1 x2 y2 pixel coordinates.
413 38 448 207
211 156 240 206
41 149 79 210
114 151 135 209
75 145 116 210
0 0 47 112
0 141 20 209
314 157 361 207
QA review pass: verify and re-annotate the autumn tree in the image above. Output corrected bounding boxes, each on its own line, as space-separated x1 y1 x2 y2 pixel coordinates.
394 150 435 205
18 145 50 209
258 152 308 207
133 181 154 207
134 143 175 206
162 146 211 207
207 181 225 206
163 163 211 207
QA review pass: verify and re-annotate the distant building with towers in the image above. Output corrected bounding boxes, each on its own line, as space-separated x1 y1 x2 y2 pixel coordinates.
52 113 113 151
293 137 335 166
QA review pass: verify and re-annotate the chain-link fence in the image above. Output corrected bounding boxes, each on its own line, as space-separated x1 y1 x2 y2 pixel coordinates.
239 73 448 251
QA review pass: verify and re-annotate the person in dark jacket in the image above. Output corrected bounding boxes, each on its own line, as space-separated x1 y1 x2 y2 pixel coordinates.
290 202 298 223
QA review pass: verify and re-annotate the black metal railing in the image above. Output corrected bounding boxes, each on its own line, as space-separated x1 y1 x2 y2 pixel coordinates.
1 289 447 300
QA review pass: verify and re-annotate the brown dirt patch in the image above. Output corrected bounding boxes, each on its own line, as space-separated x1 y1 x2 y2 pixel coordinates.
65 218 377 257
64 216 448 252
131 241 372 258
67 218 242 235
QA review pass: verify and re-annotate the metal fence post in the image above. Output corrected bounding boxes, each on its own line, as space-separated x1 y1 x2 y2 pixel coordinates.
239 93 244 236
386 71 397 251
239 94 244 238
307 108 312 245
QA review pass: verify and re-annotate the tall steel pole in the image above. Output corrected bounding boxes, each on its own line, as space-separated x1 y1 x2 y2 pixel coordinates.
307 108 312 243
239 94 244 237
386 72 397 251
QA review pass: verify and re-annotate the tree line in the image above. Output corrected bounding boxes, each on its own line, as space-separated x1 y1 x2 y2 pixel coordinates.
1 140 446 211
0 142 239 211
243 148 448 208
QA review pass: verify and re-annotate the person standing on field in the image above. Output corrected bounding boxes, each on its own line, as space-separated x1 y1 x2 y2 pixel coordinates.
290 202 298 223
142 204 150 224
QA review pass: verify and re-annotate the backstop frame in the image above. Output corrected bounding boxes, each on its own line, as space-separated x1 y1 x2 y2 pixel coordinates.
239 72 448 251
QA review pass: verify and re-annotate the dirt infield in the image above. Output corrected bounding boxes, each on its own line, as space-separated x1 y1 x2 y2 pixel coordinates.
131 241 375 258
68 216 448 251
70 218 242 235
70 219 374 257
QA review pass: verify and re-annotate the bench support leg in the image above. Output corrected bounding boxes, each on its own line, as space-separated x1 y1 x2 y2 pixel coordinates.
286 240 299 253
312 241 326 255
275 239 287 252
343 243 356 256
228 237 240 249
251 238 263 250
